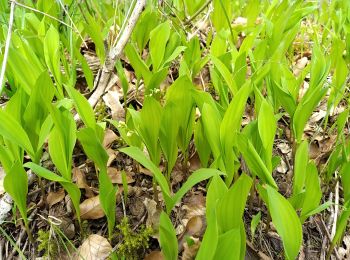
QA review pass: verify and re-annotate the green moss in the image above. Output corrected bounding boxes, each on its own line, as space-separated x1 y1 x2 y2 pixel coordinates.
116 217 153 260
37 229 59 258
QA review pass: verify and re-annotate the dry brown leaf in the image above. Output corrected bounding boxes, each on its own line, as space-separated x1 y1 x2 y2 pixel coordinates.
103 90 124 121
107 167 135 184
103 129 118 148
107 148 117 167
144 251 164 260
144 198 161 235
293 57 308 76
76 234 112 260
189 153 201 172
72 167 94 198
79 195 105 220
47 188 65 208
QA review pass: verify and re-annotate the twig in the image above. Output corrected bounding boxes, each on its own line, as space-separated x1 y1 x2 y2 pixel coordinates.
0 0 15 93
86 0 146 109
331 175 339 239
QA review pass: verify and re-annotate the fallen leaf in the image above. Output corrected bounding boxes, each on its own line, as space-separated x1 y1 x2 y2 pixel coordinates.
103 90 124 121
79 195 105 220
47 189 65 208
107 167 135 184
144 251 164 260
76 234 112 260
189 153 201 172
72 167 94 198
107 148 117 167
103 129 118 148
144 198 161 235
293 57 308 76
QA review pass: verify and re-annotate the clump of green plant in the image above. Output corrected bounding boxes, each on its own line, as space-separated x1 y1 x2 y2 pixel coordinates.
37 229 59 259
116 217 153 260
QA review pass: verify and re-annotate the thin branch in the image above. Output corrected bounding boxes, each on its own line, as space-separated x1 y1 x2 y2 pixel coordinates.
0 0 15 93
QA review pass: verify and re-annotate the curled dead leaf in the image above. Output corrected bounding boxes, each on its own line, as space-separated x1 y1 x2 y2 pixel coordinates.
79 195 105 220
293 57 308 76
182 237 201 260
76 234 112 260
47 188 65 208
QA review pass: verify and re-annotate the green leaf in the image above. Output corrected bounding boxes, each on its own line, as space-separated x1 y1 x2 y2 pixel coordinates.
266 185 302 260
196 209 218 260
293 140 308 196
258 100 276 154
4 161 28 227
236 134 277 188
77 127 108 172
67 87 96 130
150 22 171 71
213 228 241 260
159 103 179 175
211 55 237 95
159 211 178 260
250 212 261 239
84 12 105 63
44 25 62 96
300 162 322 222
0 109 34 158
216 174 252 232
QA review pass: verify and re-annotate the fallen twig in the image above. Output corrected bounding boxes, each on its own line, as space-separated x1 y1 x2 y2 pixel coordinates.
86 0 147 109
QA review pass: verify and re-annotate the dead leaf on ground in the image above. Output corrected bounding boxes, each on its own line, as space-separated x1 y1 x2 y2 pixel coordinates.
103 90 124 121
293 57 308 76
144 251 164 260
72 167 94 198
107 148 118 166
144 198 161 235
79 195 105 220
47 188 65 208
103 129 118 148
76 234 112 260
189 153 201 172
107 167 135 184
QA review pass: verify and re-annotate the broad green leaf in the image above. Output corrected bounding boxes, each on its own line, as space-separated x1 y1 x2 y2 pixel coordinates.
293 140 308 196
236 134 277 188
194 120 211 167
68 87 96 130
0 109 34 158
44 25 62 96
206 175 228 221
84 12 105 63
196 209 218 260
266 185 302 260
213 228 241 260
115 60 129 98
124 43 152 84
211 0 232 32
258 100 276 152
99 168 117 239
4 161 28 227
216 174 252 232
77 127 108 172
211 55 237 95
300 162 322 222
159 103 179 175
251 212 261 239
149 22 170 71
164 46 187 65
159 211 178 260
